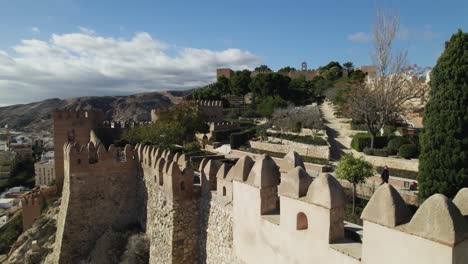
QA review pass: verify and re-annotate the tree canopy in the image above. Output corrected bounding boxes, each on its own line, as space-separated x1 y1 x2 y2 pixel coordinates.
122 102 209 147
336 153 374 214
254 65 272 72
418 29 468 199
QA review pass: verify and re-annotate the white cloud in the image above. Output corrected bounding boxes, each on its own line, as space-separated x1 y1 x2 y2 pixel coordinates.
31 27 40 34
0 30 261 105
347 32 371 42
78 26 96 35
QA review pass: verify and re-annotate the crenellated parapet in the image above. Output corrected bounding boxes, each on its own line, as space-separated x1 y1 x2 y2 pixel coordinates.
53 109 105 121
54 137 139 263
64 142 135 169
194 100 223 107
137 144 195 201
224 150 468 264
209 121 241 132
361 185 468 263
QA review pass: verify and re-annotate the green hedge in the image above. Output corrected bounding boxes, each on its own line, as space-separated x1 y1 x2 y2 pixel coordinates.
351 133 388 152
375 166 418 180
387 136 411 155
267 133 328 146
241 147 330 165
350 120 368 131
363 147 389 157
230 128 257 149
212 128 241 142
398 144 418 159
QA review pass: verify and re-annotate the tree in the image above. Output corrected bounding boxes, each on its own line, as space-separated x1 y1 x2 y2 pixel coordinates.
230 70 252 96
256 96 287 117
278 66 297 73
249 73 291 99
336 153 374 214
271 105 323 136
123 102 209 147
343 62 355 73
349 69 367 83
341 9 428 148
418 30 468 199
322 66 343 81
254 65 272 72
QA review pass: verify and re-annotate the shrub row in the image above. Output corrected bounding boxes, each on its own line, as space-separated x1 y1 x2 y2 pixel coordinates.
374 166 418 180
351 133 388 152
230 128 257 149
241 147 330 165
363 147 389 157
212 128 241 142
350 120 368 131
387 136 411 155
267 133 328 146
398 144 418 159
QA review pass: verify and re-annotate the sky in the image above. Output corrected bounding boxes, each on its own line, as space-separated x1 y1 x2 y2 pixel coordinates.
0 0 467 106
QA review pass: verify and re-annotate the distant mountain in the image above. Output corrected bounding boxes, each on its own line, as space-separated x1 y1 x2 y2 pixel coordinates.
0 90 192 132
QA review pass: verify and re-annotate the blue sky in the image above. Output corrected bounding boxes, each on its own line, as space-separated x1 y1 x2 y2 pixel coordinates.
0 0 467 105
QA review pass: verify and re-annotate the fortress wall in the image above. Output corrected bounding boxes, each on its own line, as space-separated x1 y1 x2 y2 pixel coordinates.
138 145 200 264
199 194 239 264
228 152 468 264
53 110 104 191
53 143 138 263
249 138 330 159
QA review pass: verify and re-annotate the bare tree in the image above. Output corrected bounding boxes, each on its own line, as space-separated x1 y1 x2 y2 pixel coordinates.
271 105 323 137
344 8 428 148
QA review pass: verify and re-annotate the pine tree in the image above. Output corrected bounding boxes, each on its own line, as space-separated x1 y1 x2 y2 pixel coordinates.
418 29 468 199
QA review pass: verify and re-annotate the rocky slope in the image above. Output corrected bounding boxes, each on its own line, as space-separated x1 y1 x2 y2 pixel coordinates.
5 198 149 264
0 90 191 132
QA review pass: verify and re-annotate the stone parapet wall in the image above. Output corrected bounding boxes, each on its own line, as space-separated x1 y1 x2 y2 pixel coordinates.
229 149 330 173
52 143 138 263
199 194 243 264
249 138 330 159
353 150 419 172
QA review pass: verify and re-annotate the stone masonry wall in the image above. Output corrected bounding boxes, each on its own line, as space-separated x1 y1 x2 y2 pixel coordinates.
52 144 138 263
249 138 330 159
200 193 241 264
147 190 200 263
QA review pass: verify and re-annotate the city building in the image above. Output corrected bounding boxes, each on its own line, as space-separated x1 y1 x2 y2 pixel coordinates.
34 160 55 187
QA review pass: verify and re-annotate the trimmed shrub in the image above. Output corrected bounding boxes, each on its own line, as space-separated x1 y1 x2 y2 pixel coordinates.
398 144 418 159
387 137 411 155
363 147 389 157
350 120 367 131
267 132 328 146
351 133 387 152
184 141 201 152
212 128 241 142
375 166 418 180
230 128 257 149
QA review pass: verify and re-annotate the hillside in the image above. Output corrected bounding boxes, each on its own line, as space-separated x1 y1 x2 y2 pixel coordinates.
0 91 191 132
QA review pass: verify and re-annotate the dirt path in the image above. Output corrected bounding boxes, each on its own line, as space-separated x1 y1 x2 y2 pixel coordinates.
320 100 352 162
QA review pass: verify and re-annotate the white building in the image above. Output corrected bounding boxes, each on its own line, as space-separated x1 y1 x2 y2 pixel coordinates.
0 198 15 209
34 159 55 187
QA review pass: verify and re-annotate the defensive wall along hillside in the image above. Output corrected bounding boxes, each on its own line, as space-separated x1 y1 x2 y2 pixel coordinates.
50 122 468 264
52 141 138 263
137 145 468 263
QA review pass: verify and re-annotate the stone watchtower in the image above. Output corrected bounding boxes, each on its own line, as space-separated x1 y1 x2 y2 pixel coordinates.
53 110 103 191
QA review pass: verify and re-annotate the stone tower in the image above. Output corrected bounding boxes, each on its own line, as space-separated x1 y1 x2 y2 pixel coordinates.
53 110 103 191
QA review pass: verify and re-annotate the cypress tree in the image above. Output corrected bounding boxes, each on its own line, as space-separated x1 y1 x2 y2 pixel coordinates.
418 29 468 199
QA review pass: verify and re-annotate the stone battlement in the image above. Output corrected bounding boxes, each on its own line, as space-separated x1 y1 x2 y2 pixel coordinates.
53 109 104 120
209 121 240 131
64 142 135 167
197 152 468 264
137 144 194 201
51 142 468 263
194 100 223 107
